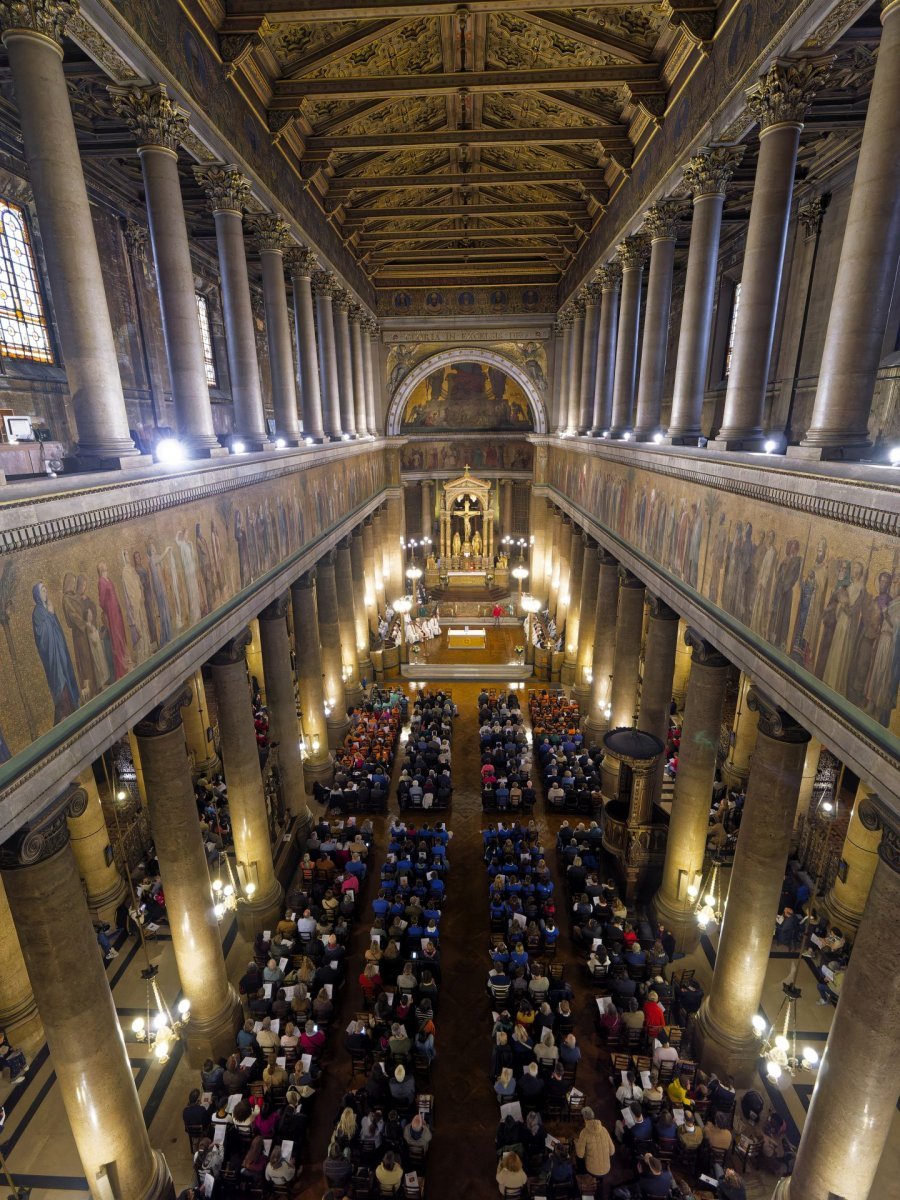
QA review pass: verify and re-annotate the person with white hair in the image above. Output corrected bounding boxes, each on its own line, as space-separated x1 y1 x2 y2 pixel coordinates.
574 1106 616 1191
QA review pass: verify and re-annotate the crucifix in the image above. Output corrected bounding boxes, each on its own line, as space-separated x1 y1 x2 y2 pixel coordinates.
459 498 478 542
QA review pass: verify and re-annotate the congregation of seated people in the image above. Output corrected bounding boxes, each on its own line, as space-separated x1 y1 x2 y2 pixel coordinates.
532 693 603 818
396 688 456 812
325 690 404 815
478 688 536 813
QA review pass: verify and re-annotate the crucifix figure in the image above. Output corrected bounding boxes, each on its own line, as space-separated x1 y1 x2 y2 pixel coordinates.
460 499 477 543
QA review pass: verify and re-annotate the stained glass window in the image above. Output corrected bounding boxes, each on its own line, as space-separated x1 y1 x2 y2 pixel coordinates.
196 292 217 386
724 281 742 377
0 198 53 363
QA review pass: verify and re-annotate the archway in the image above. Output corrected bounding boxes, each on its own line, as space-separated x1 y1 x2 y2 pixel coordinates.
385 348 548 435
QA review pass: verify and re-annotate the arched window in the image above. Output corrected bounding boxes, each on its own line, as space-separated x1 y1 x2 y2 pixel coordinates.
195 291 217 386
0 197 53 363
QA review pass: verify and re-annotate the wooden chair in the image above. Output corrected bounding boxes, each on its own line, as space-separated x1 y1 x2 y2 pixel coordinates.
185 1123 207 1154
406 1140 428 1173
734 1134 761 1173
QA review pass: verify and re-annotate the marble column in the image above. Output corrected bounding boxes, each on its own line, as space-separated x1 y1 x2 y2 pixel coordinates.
68 767 127 924
560 529 585 685
253 215 301 443
290 571 334 789
670 619 692 707
609 570 645 729
182 669 217 776
0 877 41 1053
364 318 380 436
316 552 352 744
258 596 309 822
554 517 574 632
285 247 326 441
721 671 758 790
547 509 562 617
666 147 743 443
332 290 357 438
610 235 648 438
557 311 573 433
591 264 622 435
578 283 601 433
195 165 269 448
584 551 620 742
0 787 174 1199
135 688 242 1062
336 537 364 707
312 271 342 439
110 85 220 454
711 58 832 451
421 479 434 540
655 632 729 936
528 491 548 607
349 307 369 436
634 201 679 440
362 516 383 628
572 538 600 709
549 318 565 433
796 0 900 458
638 596 680 798
350 528 375 681
371 507 388 611
794 737 822 829
566 297 586 433
384 493 406 601
500 479 513 538
774 803 900 1200
209 631 282 933
823 782 881 938
246 618 266 700
0 4 140 465
695 690 810 1080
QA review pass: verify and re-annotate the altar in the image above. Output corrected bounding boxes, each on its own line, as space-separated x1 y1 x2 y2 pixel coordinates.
438 466 495 564
446 626 487 649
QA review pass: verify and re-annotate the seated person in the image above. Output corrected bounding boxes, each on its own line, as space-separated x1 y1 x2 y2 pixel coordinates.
496 1151 528 1196
636 1153 676 1197
704 1110 734 1176
375 1150 404 1193
677 1107 703 1151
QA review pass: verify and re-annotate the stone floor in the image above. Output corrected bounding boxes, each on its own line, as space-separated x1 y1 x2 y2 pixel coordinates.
3 674 898 1198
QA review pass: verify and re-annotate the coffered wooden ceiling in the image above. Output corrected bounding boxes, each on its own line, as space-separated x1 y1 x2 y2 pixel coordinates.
217 0 717 287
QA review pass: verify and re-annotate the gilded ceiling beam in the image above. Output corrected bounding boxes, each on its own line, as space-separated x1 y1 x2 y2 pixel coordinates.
306 125 631 151
342 201 587 221
357 225 577 241
331 169 607 188
368 247 569 261
223 0 660 23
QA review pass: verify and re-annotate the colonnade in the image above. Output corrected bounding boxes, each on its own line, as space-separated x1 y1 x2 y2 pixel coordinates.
555 24 900 458
534 494 898 1197
0 6 382 460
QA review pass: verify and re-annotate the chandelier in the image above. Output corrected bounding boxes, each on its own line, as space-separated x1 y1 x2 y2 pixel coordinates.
131 964 191 1063
688 857 724 929
751 981 820 1080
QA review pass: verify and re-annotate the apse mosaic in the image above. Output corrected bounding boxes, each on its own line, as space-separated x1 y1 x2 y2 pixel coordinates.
399 362 534 431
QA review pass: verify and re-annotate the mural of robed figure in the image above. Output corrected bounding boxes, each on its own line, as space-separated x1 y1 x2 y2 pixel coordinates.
32 581 80 723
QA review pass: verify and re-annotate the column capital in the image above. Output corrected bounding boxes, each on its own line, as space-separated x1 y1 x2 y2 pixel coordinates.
798 193 829 238
259 593 290 621
682 145 745 198
747 687 811 743
311 269 337 299
0 0 76 48
598 549 619 567
647 594 679 620
332 288 351 313
642 198 681 242
284 245 318 277
583 280 602 306
558 307 574 329
367 318 381 338
570 294 586 318
108 83 188 154
746 56 834 132
133 684 192 738
250 213 291 253
348 303 366 325
210 626 252 665
597 262 623 292
194 163 251 215
617 232 650 271
685 627 729 666
0 783 81 870
854 793 900 875
294 568 317 589
618 568 644 588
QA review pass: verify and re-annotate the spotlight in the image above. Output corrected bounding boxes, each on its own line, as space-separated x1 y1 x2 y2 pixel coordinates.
751 1014 767 1035
305 436 314 445
622 431 632 441
766 1060 782 1080
275 437 287 449
889 445 900 467
802 1047 819 1066
232 440 246 454
341 433 351 441
653 432 664 444
155 437 185 465
764 439 777 454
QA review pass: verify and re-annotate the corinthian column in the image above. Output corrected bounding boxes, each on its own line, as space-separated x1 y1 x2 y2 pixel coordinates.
110 84 221 455
795 0 900 459
556 311 573 433
258 595 308 822
638 596 680 797
312 271 342 439
0 877 41 1053
584 551 620 742
609 570 645 728
350 528 375 681
566 297 586 433
591 264 621 435
135 688 242 1062
667 147 743 443
572 537 600 709
0 787 174 1199
289 571 334 789
711 57 833 451
332 290 358 438
251 214 300 444
560 528 585 684
194 164 270 448
610 236 648 437
823 781 882 938
0 0 140 465
285 247 326 441
336 538 363 706
68 767 127 924
634 201 679 440
578 284 601 433
363 318 380 436
349 307 370 436
695 690 810 1080
316 552 352 744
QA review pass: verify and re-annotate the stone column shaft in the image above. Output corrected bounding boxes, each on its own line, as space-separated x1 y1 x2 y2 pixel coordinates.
210 634 282 932
287 251 325 440
823 782 881 937
565 304 585 432
290 572 333 788
0 876 41 1053
182 669 217 775
579 288 601 432
259 598 309 821
638 598 680 798
591 267 621 434
555 518 574 631
2 24 137 462
528 492 548 607
421 479 433 540
336 539 363 706
0 789 173 1199
364 323 379 436
609 572 645 729
332 294 357 437
371 508 388 611
797 1 900 456
560 530 585 684
696 691 810 1080
584 554 620 740
69 768 127 924
313 276 342 438
384 494 406 601
500 479 513 537
634 205 678 439
573 541 600 707
316 554 352 744
610 237 647 437
671 619 691 707
136 691 242 1062
655 634 730 934
722 671 758 789
557 316 573 433
362 518 382 628
256 223 300 443
349 311 369 436
246 618 266 700
350 530 374 680
776 809 900 1200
